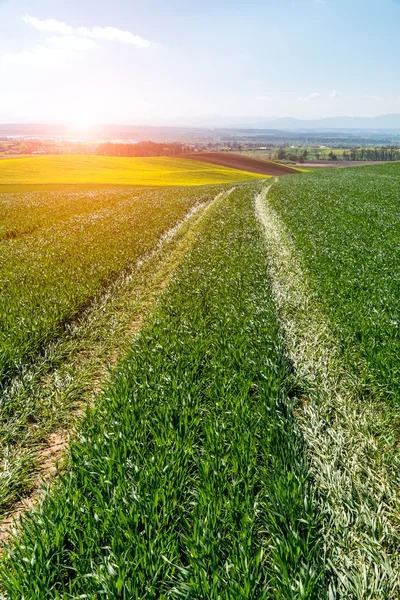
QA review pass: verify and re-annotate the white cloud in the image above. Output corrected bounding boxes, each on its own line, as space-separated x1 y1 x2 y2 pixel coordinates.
23 15 73 35
2 14 151 69
330 89 340 97
76 26 152 47
2 35 100 68
298 92 320 102
24 15 152 48
256 95 270 101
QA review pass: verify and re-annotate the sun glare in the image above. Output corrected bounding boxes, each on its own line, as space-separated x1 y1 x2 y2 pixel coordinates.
72 116 93 130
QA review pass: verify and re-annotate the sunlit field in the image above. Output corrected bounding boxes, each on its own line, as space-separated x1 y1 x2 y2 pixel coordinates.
0 183 232 515
4 161 400 598
268 163 400 405
263 162 400 595
1 183 324 598
0 155 265 186
3 0 400 594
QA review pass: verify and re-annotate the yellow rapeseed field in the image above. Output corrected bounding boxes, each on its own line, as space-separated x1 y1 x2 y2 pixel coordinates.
0 155 266 186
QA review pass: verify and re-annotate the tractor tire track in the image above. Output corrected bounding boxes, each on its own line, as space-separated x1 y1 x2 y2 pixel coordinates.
256 181 400 599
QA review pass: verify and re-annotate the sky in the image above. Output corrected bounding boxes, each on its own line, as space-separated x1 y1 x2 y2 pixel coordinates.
0 0 400 124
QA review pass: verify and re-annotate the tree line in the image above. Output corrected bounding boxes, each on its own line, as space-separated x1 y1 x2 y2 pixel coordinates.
336 146 400 161
97 141 190 157
274 146 400 163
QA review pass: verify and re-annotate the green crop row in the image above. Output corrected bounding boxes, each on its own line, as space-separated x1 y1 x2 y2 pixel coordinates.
1 184 325 598
0 184 230 517
0 185 226 385
259 170 400 597
267 163 400 406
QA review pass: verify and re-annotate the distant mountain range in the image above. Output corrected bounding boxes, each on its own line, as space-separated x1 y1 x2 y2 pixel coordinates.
228 114 400 131
139 114 400 131
2 114 400 140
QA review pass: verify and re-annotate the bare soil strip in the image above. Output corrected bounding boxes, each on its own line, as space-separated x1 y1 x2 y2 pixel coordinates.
256 181 400 599
0 187 235 545
181 152 298 176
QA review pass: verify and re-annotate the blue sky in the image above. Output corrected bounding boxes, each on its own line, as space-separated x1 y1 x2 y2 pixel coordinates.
0 0 400 124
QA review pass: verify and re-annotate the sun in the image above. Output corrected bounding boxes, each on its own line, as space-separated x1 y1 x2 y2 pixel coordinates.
72 116 93 130
70 112 101 132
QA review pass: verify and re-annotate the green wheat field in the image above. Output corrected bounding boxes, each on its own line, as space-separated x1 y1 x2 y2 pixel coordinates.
1 157 400 598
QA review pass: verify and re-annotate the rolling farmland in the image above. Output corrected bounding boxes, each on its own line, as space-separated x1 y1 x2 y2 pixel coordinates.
181 152 301 176
0 155 265 187
0 185 227 383
267 163 400 406
2 156 400 598
0 184 325 598
262 163 400 596
0 181 239 517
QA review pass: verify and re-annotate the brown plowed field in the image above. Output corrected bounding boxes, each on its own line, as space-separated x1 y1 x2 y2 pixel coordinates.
181 153 298 176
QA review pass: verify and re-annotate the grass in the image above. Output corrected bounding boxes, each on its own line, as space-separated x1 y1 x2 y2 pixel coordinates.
0 183 232 516
0 183 325 599
0 155 265 186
